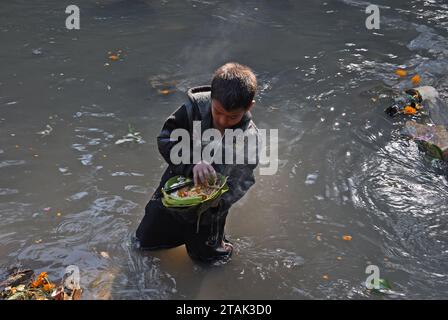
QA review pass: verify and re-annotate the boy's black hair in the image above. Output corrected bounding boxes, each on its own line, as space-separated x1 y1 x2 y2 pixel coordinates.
211 62 257 111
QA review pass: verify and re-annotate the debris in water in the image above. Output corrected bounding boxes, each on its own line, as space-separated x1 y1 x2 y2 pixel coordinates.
0 269 82 300
403 105 417 115
411 74 421 86
32 48 43 56
148 75 177 95
402 121 448 160
158 89 175 95
342 235 352 241
305 172 318 185
365 278 404 296
395 69 407 77
115 124 145 146
107 50 124 62
36 124 53 137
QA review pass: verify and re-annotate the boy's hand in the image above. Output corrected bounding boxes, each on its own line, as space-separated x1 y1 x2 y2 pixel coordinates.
193 160 217 186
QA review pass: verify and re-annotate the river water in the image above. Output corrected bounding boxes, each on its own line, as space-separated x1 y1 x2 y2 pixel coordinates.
1 0 448 299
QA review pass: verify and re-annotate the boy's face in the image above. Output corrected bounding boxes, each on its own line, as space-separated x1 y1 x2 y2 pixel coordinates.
211 99 254 132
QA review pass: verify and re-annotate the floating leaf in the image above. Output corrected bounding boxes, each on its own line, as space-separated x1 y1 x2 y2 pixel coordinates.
378 278 391 290
368 278 393 294
115 124 145 145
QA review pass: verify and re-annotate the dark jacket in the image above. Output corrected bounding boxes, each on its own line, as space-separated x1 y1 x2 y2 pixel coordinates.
154 85 259 221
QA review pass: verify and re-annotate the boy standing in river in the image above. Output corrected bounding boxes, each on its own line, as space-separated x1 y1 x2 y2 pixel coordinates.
135 63 260 262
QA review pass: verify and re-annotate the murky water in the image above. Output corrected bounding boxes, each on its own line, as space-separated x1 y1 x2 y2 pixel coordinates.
1 0 448 299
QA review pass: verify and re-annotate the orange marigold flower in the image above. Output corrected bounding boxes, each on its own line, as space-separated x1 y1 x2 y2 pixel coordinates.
395 69 407 77
31 272 49 288
158 89 174 95
342 235 352 241
411 74 421 85
108 55 119 61
404 106 417 115
43 283 55 292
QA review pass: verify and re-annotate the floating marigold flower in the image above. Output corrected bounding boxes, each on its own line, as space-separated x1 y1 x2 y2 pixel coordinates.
342 235 352 241
158 89 174 95
404 106 417 115
108 55 119 61
411 74 421 85
43 283 55 292
31 272 48 288
395 69 407 77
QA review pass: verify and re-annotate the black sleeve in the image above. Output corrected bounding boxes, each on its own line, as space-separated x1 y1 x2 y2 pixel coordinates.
157 104 195 177
217 125 260 213
218 163 257 213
